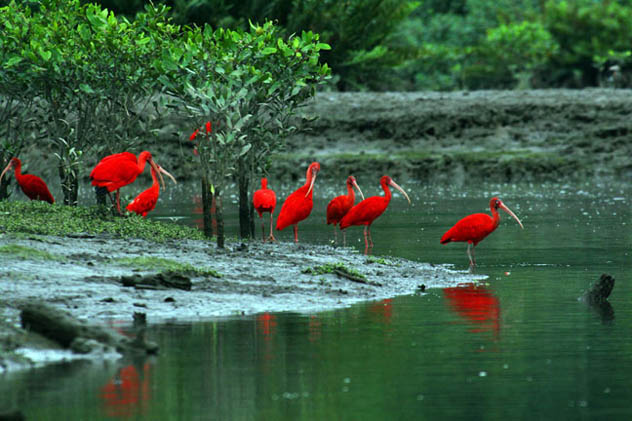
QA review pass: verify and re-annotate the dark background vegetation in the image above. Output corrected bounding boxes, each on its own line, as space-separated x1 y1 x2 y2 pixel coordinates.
75 0 632 91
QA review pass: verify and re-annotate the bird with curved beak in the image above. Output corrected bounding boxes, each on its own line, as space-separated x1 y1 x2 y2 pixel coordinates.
440 197 523 269
340 175 411 254
276 162 320 243
126 164 177 217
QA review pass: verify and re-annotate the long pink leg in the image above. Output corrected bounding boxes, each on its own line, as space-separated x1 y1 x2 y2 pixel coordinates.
267 213 276 242
293 225 299 243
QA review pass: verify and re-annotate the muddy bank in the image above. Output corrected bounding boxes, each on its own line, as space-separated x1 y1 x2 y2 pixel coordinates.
0 233 482 370
23 89 632 188
272 89 632 183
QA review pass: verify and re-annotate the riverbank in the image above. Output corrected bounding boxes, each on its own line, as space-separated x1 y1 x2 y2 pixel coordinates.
0 228 483 371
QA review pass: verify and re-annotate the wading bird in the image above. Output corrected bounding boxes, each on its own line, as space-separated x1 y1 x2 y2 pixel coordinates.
90 151 168 214
326 175 364 246
126 164 177 217
253 177 277 242
440 197 523 268
340 175 410 254
276 162 320 243
0 157 54 204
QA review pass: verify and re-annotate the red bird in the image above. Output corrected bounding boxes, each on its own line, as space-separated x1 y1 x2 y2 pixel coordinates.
276 162 320 243
326 175 364 245
0 157 54 204
340 175 410 253
440 197 523 268
126 164 177 217
253 177 277 242
90 151 167 213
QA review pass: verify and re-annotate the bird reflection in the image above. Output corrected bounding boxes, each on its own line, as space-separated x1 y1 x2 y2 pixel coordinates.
443 283 500 342
100 362 152 418
368 299 393 325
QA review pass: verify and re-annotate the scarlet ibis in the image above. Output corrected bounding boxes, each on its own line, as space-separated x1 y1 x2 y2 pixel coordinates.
440 197 523 268
0 157 54 204
253 177 277 242
326 175 364 245
126 164 176 217
339 175 410 253
276 161 320 243
90 151 168 213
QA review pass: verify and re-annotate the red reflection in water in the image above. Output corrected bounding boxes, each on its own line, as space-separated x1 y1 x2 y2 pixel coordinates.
308 315 322 343
443 283 500 340
368 299 393 324
257 312 277 341
100 363 152 418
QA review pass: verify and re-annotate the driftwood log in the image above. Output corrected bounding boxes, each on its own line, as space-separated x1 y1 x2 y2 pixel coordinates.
20 302 158 355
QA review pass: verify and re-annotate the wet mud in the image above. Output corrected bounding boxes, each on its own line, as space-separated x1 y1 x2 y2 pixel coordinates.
0 233 482 370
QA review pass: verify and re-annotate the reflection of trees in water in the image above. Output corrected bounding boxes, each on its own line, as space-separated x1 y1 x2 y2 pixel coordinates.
443 283 500 341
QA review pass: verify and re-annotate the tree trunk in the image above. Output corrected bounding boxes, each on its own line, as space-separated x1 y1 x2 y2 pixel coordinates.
238 161 253 239
0 178 9 201
201 176 213 239
213 188 224 248
95 186 108 206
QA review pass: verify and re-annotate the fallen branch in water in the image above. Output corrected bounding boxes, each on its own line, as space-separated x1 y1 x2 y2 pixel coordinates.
20 302 158 355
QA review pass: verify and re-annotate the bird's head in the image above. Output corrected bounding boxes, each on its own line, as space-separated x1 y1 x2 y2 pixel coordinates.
0 158 21 182
305 162 320 197
491 197 524 229
385 176 411 205
348 175 365 200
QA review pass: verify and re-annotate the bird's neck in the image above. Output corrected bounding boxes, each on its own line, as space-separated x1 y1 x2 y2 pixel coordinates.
490 207 500 227
346 183 355 199
381 183 392 202
12 164 22 179
138 153 150 172
151 168 160 188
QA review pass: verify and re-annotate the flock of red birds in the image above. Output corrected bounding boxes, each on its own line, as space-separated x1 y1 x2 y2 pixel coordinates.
1 156 523 267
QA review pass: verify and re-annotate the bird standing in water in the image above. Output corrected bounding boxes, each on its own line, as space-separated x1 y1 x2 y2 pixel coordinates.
276 162 320 243
0 158 54 204
253 177 277 242
340 175 410 254
326 175 364 246
440 197 523 268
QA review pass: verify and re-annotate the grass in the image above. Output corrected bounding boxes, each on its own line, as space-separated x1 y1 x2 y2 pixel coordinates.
0 201 206 242
116 256 222 278
0 244 62 261
302 262 367 281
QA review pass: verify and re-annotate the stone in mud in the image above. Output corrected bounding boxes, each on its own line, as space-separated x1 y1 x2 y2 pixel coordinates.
583 273 615 304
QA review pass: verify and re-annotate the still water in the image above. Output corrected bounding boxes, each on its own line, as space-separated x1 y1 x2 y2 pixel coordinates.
3 180 632 420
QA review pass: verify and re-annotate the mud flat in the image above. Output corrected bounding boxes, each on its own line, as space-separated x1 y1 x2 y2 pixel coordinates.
0 233 482 371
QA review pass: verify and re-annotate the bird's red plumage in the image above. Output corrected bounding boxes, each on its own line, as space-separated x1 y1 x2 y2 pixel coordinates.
339 196 389 229
90 151 152 192
275 184 314 231
1 158 54 204
253 178 276 217
126 166 160 217
440 213 497 246
326 176 358 226
276 162 319 232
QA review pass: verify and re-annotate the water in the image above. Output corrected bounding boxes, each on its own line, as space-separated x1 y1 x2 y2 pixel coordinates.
3 180 632 419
